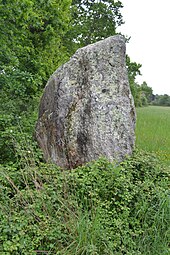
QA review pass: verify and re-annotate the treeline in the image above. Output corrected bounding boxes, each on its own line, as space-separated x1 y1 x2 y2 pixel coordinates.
131 83 170 107
127 54 170 107
152 94 170 106
0 3 169 253
130 81 153 107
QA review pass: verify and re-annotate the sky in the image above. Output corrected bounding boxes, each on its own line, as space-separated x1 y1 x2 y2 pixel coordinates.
118 0 170 95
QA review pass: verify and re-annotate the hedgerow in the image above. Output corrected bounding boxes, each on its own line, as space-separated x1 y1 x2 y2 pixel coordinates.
0 150 169 254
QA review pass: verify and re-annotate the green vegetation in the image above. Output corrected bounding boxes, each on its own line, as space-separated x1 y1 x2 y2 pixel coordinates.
126 57 153 108
0 0 72 164
152 94 170 106
0 151 169 254
136 106 170 166
0 1 169 254
64 0 124 54
0 0 153 165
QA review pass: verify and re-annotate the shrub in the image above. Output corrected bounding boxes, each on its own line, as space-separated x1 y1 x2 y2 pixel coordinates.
0 150 169 254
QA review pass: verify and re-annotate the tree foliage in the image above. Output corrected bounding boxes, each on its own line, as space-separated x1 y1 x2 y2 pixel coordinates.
64 1 150 108
64 0 124 54
0 0 71 82
0 0 72 164
126 56 154 107
152 94 170 106
0 3 169 254
0 0 157 165
141 81 153 103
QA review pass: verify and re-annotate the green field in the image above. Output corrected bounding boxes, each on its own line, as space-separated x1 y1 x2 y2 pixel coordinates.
136 106 170 166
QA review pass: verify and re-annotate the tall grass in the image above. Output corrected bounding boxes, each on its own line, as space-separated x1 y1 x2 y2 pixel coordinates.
136 106 170 166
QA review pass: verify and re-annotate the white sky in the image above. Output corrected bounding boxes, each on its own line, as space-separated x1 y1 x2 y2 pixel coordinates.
118 0 170 95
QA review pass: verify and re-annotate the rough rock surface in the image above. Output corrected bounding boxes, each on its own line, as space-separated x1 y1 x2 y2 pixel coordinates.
35 35 136 169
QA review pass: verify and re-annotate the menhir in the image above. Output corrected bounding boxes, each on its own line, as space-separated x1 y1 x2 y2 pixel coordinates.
35 35 136 169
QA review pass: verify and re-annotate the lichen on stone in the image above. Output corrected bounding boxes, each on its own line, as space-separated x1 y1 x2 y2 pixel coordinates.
35 35 136 169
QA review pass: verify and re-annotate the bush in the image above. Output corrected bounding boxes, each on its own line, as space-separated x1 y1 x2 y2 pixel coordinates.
0 150 169 254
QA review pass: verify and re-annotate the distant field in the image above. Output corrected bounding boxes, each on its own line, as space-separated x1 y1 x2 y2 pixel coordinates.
135 106 170 166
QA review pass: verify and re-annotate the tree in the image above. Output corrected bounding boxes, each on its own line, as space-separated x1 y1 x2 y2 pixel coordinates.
140 81 153 104
0 0 72 163
159 94 170 106
64 0 124 54
63 1 149 108
64 0 145 107
125 55 143 106
126 56 142 84
0 0 71 82
152 94 170 106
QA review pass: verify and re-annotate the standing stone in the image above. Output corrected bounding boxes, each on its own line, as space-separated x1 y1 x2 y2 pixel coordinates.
35 35 136 169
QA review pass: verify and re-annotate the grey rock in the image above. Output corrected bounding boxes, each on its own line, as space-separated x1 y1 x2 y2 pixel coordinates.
35 35 136 169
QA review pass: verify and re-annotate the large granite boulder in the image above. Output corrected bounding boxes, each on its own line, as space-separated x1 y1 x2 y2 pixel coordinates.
35 35 136 169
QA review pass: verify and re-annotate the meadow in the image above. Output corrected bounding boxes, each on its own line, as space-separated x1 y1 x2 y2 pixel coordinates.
136 106 170 167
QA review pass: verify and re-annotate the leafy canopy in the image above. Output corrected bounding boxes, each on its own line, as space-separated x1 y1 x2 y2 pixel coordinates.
64 0 124 53
0 0 72 163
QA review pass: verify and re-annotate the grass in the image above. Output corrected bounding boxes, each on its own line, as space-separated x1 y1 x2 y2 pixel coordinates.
1 153 169 254
0 105 169 254
136 106 170 167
